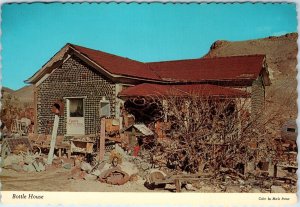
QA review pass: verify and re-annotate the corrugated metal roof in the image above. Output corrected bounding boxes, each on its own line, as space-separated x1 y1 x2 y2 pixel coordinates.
119 83 249 98
133 124 154 136
122 123 154 136
70 44 161 81
72 43 267 84
26 43 269 86
147 55 267 85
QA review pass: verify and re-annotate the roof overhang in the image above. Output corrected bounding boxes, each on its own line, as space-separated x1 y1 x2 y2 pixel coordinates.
118 83 250 99
25 43 167 85
70 45 166 84
25 44 71 84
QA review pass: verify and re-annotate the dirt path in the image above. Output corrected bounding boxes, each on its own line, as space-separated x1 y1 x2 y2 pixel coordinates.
2 168 283 193
0 168 151 192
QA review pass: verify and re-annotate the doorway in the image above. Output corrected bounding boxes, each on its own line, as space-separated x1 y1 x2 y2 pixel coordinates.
66 98 85 135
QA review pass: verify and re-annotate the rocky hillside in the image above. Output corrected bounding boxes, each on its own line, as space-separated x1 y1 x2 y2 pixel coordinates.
1 85 34 131
13 85 34 106
205 33 298 136
1 85 34 106
1 87 14 97
205 33 297 77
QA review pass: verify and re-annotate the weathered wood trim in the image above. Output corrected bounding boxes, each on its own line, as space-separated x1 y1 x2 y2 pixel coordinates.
25 44 70 83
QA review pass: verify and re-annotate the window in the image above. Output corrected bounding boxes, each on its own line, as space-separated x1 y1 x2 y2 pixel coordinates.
69 98 84 117
100 98 111 117
287 127 296 133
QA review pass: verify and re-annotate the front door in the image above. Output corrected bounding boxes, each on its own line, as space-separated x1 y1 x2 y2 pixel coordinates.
66 98 85 135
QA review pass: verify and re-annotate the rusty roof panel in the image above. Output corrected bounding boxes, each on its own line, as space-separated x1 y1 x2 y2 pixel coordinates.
70 44 266 85
147 55 266 85
133 124 154 136
27 43 268 86
119 83 250 98
3 137 32 153
70 44 161 80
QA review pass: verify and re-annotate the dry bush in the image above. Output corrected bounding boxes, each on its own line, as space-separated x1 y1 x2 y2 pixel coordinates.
137 87 295 178
1 93 34 134
1 94 23 131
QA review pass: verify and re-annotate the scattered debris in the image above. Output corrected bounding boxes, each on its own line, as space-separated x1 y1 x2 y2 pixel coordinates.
0 112 297 193
11 163 23 172
80 162 92 172
84 174 97 181
10 118 31 136
99 167 130 185
2 154 23 167
271 185 286 193
70 136 95 154
24 163 36 172
99 152 130 185
63 163 72 169
1 137 32 159
185 183 197 191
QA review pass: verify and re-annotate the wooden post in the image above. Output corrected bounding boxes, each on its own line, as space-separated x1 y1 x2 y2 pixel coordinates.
119 116 123 130
273 164 277 178
99 118 106 161
175 179 181 192
47 115 59 164
67 149 71 159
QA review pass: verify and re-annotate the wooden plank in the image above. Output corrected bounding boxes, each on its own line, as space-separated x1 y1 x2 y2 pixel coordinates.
275 176 297 183
154 177 201 185
47 115 59 164
154 179 174 185
177 178 201 181
106 137 122 142
151 173 203 185
67 149 71 159
171 174 201 179
86 142 93 153
70 134 97 139
276 164 298 169
175 179 181 192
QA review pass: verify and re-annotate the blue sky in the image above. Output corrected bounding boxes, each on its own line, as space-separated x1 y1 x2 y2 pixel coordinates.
1 2 297 90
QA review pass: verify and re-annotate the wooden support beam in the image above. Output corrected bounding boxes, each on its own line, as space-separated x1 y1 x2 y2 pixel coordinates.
175 179 181 192
47 115 59 164
67 149 71 159
99 118 106 161
273 164 277 178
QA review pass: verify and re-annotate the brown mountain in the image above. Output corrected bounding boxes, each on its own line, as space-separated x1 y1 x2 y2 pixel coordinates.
13 85 34 106
205 33 298 135
1 85 34 107
205 33 297 77
1 86 14 95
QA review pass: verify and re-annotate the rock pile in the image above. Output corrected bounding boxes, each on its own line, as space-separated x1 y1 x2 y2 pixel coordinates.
2 153 46 172
69 149 140 185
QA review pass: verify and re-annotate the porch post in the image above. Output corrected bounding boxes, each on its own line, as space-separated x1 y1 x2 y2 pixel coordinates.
99 117 106 161
47 114 59 164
